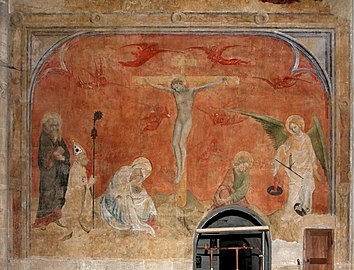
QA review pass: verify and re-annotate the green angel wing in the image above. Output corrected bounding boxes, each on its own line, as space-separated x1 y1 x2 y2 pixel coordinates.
307 116 329 177
221 109 288 149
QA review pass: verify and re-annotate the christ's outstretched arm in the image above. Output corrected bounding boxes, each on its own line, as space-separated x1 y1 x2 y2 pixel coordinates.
144 79 173 93
191 77 227 92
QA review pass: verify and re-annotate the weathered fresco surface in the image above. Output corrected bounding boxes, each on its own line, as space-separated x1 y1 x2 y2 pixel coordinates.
30 33 330 258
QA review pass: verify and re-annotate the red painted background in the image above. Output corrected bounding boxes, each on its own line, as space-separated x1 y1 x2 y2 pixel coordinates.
31 33 329 215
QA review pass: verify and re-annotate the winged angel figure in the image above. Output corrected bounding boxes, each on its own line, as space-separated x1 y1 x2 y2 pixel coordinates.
224 109 329 218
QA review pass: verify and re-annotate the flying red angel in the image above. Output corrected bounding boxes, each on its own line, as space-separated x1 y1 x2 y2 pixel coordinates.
119 43 180 67
187 45 250 67
253 73 312 89
197 106 247 126
142 105 171 132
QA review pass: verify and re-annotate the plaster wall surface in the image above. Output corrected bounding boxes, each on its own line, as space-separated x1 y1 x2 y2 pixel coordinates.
0 0 9 270
8 0 352 22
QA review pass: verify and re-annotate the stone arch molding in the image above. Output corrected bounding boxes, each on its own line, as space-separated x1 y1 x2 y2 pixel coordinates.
29 30 333 105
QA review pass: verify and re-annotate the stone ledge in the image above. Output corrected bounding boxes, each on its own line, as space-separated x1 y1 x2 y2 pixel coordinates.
6 258 195 270
7 258 353 270
144 260 173 270
171 260 193 270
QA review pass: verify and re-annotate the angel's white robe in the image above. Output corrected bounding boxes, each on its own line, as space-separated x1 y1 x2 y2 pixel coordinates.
274 132 317 216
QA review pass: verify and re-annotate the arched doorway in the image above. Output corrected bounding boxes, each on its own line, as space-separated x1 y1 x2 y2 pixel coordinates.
193 205 271 270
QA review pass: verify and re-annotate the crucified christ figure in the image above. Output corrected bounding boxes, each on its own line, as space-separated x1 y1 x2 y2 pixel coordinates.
145 77 227 184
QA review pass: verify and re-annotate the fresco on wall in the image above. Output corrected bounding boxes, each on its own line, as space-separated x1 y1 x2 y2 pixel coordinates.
30 32 331 258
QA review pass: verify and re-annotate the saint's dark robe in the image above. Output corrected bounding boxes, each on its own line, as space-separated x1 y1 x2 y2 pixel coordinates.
33 131 70 228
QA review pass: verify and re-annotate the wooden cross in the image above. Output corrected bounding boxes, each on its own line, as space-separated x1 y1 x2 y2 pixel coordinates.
132 74 239 208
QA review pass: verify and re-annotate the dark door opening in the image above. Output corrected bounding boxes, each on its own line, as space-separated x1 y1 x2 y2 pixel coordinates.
193 205 271 270
219 238 255 270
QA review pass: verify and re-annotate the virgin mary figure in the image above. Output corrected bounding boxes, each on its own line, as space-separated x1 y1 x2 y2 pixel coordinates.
100 157 157 236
